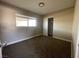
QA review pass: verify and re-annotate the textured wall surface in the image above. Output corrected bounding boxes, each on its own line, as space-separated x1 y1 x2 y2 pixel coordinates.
0 4 43 45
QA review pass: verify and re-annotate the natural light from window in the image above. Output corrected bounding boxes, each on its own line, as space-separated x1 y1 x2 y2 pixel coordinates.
16 14 37 27
29 19 36 26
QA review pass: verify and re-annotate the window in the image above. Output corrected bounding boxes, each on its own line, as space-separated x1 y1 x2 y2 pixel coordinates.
16 14 37 27
16 17 28 27
29 19 36 26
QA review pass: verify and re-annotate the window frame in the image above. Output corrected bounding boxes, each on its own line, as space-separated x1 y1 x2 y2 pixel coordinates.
16 14 37 27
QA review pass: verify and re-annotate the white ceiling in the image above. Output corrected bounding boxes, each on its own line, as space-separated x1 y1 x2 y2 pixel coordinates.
1 0 75 15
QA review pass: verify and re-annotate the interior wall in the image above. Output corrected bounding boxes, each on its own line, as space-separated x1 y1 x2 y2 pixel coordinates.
0 7 2 57
72 0 79 57
43 8 74 41
0 4 43 45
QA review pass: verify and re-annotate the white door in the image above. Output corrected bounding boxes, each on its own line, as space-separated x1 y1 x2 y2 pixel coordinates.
0 48 2 58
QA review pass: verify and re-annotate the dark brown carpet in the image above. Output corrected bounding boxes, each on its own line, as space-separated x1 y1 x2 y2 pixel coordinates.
2 36 71 58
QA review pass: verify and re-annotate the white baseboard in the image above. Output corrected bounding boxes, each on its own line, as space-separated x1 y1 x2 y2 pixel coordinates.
53 36 72 42
7 35 41 46
6 35 72 46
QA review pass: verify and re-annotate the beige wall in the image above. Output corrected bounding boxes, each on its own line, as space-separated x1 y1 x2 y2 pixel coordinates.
0 4 43 45
72 0 79 57
43 8 74 41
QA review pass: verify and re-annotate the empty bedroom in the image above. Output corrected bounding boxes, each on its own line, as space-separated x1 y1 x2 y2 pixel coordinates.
0 0 79 58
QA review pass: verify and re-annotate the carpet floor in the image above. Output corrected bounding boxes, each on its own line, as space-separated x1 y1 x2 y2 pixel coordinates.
2 36 71 58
